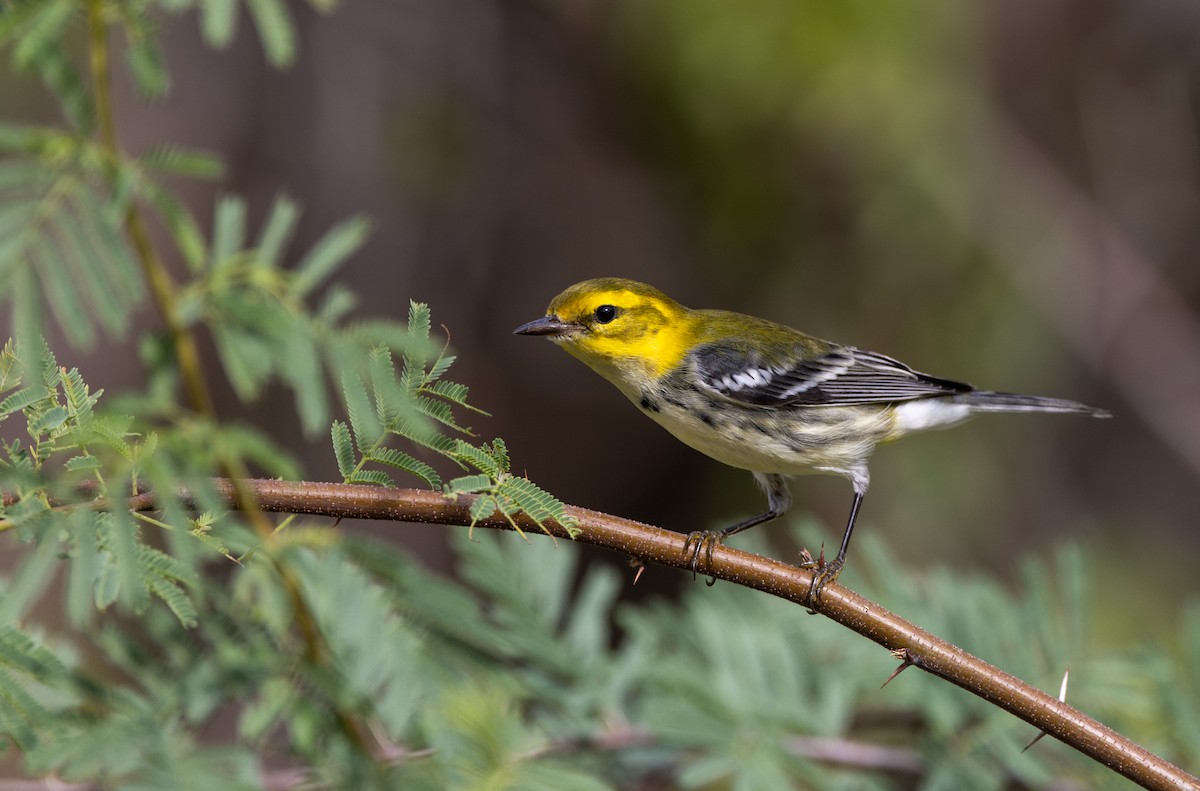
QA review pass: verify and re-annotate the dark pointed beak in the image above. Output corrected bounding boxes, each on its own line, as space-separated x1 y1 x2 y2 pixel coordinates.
513 315 578 337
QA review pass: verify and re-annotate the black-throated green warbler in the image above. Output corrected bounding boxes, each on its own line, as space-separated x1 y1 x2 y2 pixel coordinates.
515 277 1109 602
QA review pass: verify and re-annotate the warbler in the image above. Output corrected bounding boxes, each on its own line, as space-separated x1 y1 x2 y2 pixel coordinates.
514 277 1109 602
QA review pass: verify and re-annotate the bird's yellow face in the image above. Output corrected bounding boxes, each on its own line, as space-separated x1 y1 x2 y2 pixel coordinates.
514 278 693 380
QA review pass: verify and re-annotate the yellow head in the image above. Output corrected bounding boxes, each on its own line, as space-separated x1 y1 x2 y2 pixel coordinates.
514 278 694 381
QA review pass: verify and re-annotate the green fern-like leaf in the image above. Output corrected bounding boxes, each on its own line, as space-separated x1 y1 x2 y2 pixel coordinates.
400 301 432 393
0 386 46 419
331 420 355 480
144 575 199 628
34 338 59 392
210 194 247 264
0 340 20 392
0 160 142 345
411 395 466 433
0 531 61 625
27 405 67 436
211 325 272 401
9 0 74 71
137 543 200 627
341 371 382 451
486 438 509 472
135 541 201 590
293 214 370 295
367 345 403 426
280 323 327 435
256 193 299 266
63 510 100 627
246 0 298 67
60 367 98 426
139 145 224 180
85 414 135 461
0 665 49 750
496 476 579 539
406 301 432 346
451 439 501 479
391 417 459 456
89 512 148 614
444 474 493 496
35 49 93 132
33 234 93 346
367 447 441 489
197 0 239 48
426 379 472 407
468 494 499 526
238 674 293 742
122 14 170 99
0 625 67 679
346 469 394 488
62 454 101 472
67 181 143 307
426 352 456 383
142 181 208 270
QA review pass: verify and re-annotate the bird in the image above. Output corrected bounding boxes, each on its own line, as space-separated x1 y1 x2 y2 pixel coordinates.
514 277 1110 603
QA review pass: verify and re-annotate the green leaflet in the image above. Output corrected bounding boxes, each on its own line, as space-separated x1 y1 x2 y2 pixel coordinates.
294 215 370 295
331 420 356 479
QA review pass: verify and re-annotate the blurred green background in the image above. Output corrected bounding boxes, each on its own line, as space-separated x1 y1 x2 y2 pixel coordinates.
8 1 1198 625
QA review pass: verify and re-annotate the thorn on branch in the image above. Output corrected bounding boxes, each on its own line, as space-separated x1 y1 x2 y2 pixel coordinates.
882 648 917 688
1024 668 1070 752
628 557 647 585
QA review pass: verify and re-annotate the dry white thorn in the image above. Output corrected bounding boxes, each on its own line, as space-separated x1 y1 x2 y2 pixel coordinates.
1023 667 1071 752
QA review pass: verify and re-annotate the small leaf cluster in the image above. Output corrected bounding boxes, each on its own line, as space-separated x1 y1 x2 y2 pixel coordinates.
444 439 582 540
0 340 232 629
332 302 578 539
171 193 384 436
0 124 147 348
0 0 331 102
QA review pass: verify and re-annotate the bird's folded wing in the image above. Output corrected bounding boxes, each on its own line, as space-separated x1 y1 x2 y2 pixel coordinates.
693 343 973 407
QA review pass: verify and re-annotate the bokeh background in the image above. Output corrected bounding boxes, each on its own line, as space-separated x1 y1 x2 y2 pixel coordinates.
14 1 1200 630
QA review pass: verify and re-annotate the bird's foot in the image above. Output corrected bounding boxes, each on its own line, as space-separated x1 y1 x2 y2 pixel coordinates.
799 546 844 611
681 530 721 586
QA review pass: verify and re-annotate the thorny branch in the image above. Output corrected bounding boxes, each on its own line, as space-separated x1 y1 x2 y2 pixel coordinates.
108 478 1199 791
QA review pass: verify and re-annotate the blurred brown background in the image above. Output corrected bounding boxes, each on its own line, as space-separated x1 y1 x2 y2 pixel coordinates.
19 1 1200 626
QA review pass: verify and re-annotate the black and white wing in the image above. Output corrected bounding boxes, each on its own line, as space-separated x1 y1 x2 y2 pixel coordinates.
693 342 973 407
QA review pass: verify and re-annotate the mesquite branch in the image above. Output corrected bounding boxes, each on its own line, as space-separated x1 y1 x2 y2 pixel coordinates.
119 479 1197 791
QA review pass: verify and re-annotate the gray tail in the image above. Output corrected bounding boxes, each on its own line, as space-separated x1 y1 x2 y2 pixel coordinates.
958 391 1111 418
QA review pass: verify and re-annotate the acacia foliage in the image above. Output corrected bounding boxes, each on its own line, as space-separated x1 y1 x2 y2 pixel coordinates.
0 3 1196 790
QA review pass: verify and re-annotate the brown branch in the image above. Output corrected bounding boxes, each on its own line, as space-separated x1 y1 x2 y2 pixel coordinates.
125 478 1195 791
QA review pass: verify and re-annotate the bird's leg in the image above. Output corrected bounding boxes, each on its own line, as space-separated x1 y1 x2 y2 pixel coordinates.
683 473 791 584
802 489 864 606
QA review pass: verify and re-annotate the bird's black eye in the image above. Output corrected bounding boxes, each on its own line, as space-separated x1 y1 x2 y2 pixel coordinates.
594 304 618 324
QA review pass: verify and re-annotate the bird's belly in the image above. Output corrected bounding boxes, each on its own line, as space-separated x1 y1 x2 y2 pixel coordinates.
638 393 895 476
